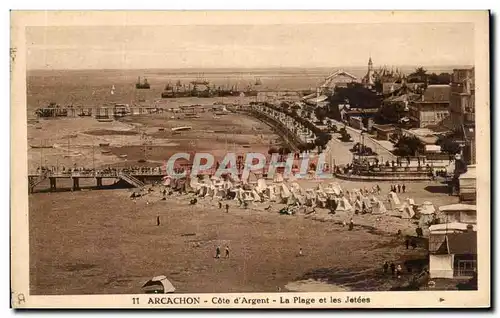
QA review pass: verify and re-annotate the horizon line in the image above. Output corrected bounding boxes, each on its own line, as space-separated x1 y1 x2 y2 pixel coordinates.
27 64 474 72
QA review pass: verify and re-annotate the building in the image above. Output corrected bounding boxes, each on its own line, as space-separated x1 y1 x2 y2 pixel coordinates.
428 228 477 279
318 69 359 93
409 84 451 128
372 124 397 140
459 165 477 203
449 68 476 164
362 57 376 88
438 203 477 224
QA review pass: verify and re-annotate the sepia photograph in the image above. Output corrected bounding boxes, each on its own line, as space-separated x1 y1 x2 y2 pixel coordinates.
10 10 490 308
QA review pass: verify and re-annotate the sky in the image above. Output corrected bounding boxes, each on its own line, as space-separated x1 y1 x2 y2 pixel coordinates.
26 23 474 70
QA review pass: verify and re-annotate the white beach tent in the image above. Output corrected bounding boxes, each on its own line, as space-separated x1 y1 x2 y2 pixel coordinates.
399 203 415 219
362 197 372 209
163 176 172 187
353 200 363 212
256 178 267 193
142 275 176 294
329 182 343 196
278 183 291 201
273 173 284 183
388 191 401 210
419 201 436 227
336 197 353 212
372 199 387 214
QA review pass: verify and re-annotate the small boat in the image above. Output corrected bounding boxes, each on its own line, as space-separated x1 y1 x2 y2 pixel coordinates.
171 126 192 132
119 154 128 159
99 143 110 147
101 150 112 155
97 118 114 122
158 128 165 131
30 144 53 149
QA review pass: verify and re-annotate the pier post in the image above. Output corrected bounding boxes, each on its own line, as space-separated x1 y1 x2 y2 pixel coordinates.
49 177 57 191
72 177 80 191
96 177 103 188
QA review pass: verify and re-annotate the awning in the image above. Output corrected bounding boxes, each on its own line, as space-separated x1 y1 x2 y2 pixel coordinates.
425 145 441 153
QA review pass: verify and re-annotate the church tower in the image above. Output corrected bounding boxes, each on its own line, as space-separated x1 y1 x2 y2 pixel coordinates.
365 56 375 87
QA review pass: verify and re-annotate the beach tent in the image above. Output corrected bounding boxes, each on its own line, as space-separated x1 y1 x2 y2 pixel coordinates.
256 178 267 193
305 189 317 207
328 182 343 196
264 185 278 202
252 189 262 202
214 188 226 199
293 192 306 206
142 275 175 294
388 191 401 210
419 201 436 227
273 173 284 183
406 198 416 207
289 182 302 194
362 197 372 209
372 200 387 214
198 184 208 197
163 176 172 187
399 203 415 219
336 197 353 212
353 200 363 212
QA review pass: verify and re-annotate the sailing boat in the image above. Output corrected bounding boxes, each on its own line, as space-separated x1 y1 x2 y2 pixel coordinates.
111 85 115 95
254 77 262 86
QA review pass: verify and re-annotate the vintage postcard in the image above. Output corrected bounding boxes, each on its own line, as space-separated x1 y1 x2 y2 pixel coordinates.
10 11 490 308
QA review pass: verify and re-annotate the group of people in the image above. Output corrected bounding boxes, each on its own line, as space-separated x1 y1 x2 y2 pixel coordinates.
215 245 230 259
383 261 404 278
390 184 407 193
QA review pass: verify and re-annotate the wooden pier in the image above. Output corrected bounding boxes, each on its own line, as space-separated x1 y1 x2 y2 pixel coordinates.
34 106 166 118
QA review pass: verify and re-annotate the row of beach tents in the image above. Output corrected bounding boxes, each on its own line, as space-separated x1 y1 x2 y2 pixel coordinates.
162 174 438 225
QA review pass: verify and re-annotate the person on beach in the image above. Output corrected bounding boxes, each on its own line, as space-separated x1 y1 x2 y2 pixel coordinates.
225 246 230 258
215 246 221 259
390 263 396 276
397 184 401 193
156 215 160 226
396 264 403 278
348 219 354 231
402 184 406 193
298 247 303 257
218 201 222 209
225 204 229 213
383 261 389 275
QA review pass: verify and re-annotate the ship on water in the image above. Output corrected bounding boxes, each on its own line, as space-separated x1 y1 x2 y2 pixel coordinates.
161 79 241 99
136 76 151 89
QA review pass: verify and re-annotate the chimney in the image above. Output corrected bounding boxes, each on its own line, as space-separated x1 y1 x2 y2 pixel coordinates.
466 224 474 233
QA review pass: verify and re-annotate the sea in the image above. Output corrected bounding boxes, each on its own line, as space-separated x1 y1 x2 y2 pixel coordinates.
26 66 463 112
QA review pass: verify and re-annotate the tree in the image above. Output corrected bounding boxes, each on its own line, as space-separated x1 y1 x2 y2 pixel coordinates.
436 135 461 155
408 67 427 82
393 135 424 156
376 102 407 124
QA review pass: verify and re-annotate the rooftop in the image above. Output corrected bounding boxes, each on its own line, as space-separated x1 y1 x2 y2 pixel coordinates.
421 84 451 103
